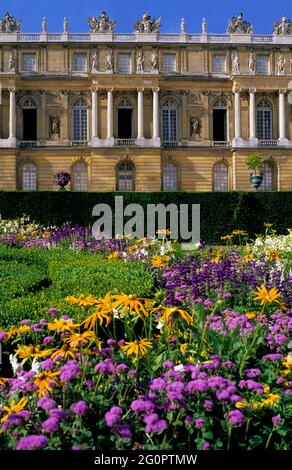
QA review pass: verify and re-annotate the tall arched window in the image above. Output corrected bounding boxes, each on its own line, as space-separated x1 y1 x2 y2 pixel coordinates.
162 99 178 142
117 162 134 191
71 162 88 191
22 163 37 191
213 162 228 191
22 99 37 141
262 161 277 191
162 162 178 191
73 99 88 141
212 98 227 142
256 100 272 140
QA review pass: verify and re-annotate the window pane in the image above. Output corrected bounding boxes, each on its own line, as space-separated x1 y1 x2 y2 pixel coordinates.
118 54 132 74
74 53 87 72
73 100 88 141
118 163 134 191
163 163 178 191
22 53 37 72
261 162 275 190
162 100 177 141
22 164 37 191
162 54 176 72
256 101 272 140
256 55 269 75
214 163 228 191
213 55 226 73
72 163 88 191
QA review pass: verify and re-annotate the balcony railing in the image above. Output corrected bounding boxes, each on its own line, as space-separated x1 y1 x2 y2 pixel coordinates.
18 141 38 148
115 139 136 147
162 141 180 148
211 141 230 148
258 140 278 147
70 140 88 148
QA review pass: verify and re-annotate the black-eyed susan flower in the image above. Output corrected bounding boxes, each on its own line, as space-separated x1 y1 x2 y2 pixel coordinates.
253 285 281 306
112 294 152 318
0 397 28 424
34 370 60 397
121 339 152 356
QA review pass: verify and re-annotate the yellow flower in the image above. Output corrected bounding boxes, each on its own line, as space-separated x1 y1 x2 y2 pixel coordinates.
264 223 273 228
235 399 249 410
220 235 233 241
0 378 7 386
5 325 30 340
1 397 28 424
157 229 171 236
65 294 99 308
82 292 113 329
155 306 193 326
267 249 280 262
253 285 281 306
63 330 98 348
121 339 152 356
263 384 270 393
180 343 188 354
211 252 221 264
262 393 280 407
50 344 77 360
15 344 53 361
112 294 152 318
244 253 255 262
232 230 247 236
151 255 170 268
107 251 119 260
47 319 80 333
34 370 60 397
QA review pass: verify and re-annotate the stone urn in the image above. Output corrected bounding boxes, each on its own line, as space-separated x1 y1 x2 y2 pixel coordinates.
54 172 71 191
250 172 264 190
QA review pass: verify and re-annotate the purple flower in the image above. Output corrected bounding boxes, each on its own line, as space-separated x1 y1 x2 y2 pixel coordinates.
202 441 211 450
150 378 166 391
116 364 128 372
49 409 68 421
228 410 245 427
47 308 60 315
0 331 6 341
60 362 81 382
105 407 123 427
162 361 174 368
95 359 115 374
203 400 213 411
40 359 55 370
195 418 205 429
186 380 208 393
71 401 89 417
245 368 261 378
37 397 56 411
131 400 155 413
272 415 281 426
115 423 132 439
144 414 168 433
42 417 60 433
17 435 48 450
184 416 193 425
43 337 53 346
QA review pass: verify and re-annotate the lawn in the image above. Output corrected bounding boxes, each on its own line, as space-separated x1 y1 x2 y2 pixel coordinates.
0 217 291 450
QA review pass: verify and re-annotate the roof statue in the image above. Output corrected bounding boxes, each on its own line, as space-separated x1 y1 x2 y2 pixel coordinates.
87 11 116 33
0 12 22 33
227 12 253 34
273 15 292 35
134 12 161 33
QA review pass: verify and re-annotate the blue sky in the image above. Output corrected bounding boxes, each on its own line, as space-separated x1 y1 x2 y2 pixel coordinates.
2 0 292 33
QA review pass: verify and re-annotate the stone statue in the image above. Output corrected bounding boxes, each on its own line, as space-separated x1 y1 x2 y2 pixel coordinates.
136 51 144 72
150 49 159 71
8 54 17 71
232 52 240 74
277 54 286 74
49 116 60 138
87 11 116 33
134 12 161 33
227 12 253 34
248 52 255 73
91 51 98 71
42 17 47 33
202 18 207 33
63 17 69 33
0 12 22 33
105 51 113 72
273 15 292 35
190 118 200 139
181 18 185 33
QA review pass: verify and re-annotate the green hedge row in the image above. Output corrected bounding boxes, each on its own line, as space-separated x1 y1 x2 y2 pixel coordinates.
0 191 291 243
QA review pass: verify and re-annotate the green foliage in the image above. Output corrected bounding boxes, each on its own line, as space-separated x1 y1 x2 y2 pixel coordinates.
245 153 264 171
0 191 292 243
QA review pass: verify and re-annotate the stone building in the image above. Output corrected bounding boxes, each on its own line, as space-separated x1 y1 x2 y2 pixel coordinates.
0 10 292 192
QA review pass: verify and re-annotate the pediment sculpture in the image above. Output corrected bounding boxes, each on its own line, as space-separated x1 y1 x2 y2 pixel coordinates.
227 12 253 34
0 12 22 33
134 12 161 33
87 11 116 33
273 15 292 35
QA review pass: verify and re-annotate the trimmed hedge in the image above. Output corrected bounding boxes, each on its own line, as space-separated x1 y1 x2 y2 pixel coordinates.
0 191 292 243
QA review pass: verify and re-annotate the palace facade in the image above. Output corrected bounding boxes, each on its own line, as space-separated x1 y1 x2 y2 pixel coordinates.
0 11 292 192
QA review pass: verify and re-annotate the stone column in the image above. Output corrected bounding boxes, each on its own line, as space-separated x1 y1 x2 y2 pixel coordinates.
233 88 243 146
137 87 144 140
40 89 48 144
249 88 258 146
91 87 98 137
278 89 287 145
106 87 114 145
9 87 17 147
152 87 160 146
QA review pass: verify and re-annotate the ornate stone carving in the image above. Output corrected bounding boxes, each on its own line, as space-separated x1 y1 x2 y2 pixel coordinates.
63 17 69 33
227 12 253 34
277 54 286 74
87 11 116 33
105 51 113 72
49 116 61 138
0 12 22 33
42 17 47 33
150 49 159 71
248 52 255 73
134 12 161 33
136 50 144 72
91 51 99 71
190 118 200 140
202 18 207 33
8 54 17 71
273 15 292 35
181 18 186 33
232 51 240 74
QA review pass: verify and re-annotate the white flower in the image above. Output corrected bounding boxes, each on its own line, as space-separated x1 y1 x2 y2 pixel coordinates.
156 321 164 331
9 354 21 374
113 308 119 319
174 364 185 372
31 359 41 374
